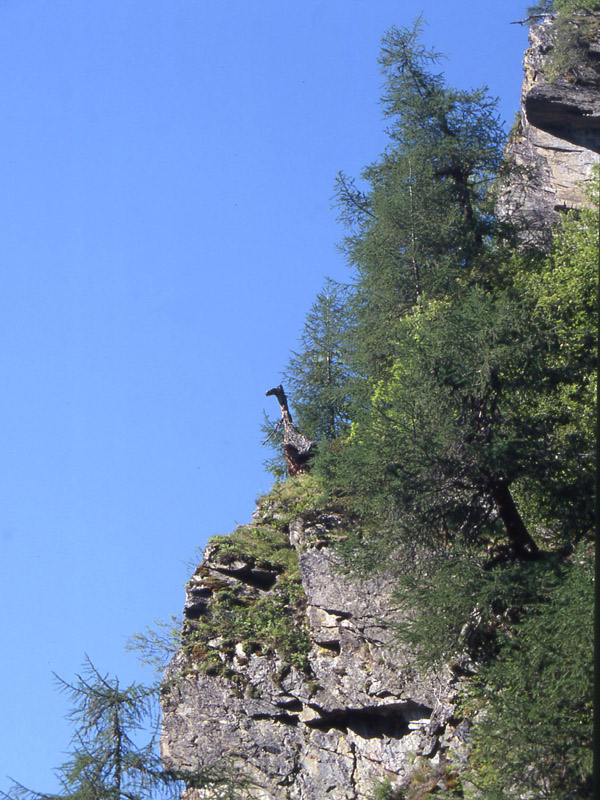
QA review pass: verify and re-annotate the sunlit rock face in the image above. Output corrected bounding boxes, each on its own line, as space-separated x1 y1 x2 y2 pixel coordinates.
160 502 467 800
498 14 600 247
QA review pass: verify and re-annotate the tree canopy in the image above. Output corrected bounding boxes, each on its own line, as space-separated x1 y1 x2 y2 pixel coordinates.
276 17 596 799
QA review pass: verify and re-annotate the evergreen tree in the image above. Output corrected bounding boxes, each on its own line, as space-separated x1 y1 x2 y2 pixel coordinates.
393 543 594 798
5 659 248 800
469 548 594 799
334 19 505 377
6 659 179 800
343 284 574 556
323 20 552 558
268 17 596 799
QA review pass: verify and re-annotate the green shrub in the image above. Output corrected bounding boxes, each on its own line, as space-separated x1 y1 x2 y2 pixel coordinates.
372 777 405 800
257 473 332 528
184 576 311 673
208 525 299 577
527 2 600 81
468 548 593 799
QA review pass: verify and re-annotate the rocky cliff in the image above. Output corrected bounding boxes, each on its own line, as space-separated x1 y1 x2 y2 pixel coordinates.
160 478 468 799
498 12 600 246
160 16 600 800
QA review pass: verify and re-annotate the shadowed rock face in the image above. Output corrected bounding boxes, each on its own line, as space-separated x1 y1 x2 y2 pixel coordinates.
498 15 600 247
160 503 468 799
524 15 600 149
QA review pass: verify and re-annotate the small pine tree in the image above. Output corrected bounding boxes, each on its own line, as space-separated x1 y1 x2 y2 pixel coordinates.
5 658 249 800
6 659 180 800
469 548 594 799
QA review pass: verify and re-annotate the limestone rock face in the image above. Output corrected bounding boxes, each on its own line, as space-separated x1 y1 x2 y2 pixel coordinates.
160 500 466 799
498 15 600 246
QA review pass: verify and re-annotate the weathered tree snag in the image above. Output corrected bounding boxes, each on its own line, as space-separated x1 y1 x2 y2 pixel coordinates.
266 384 314 476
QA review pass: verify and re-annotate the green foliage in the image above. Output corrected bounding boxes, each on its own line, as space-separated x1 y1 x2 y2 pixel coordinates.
208 524 300 577
314 21 552 560
324 18 505 396
262 281 354 477
396 548 574 667
185 575 311 672
395 545 593 797
318 27 597 557
379 20 505 184
526 1 600 81
260 408 287 479
126 616 183 676
510 200 597 540
330 286 553 553
403 758 463 800
558 0 600 10
528 0 600 17
372 777 405 800
283 279 354 442
469 548 594 799
270 18 597 798
6 658 182 800
371 759 463 800
184 511 312 672
257 472 333 530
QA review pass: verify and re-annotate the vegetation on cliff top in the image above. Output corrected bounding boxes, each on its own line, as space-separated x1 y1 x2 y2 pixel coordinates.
181 505 313 674
527 0 600 81
528 0 600 15
267 14 595 800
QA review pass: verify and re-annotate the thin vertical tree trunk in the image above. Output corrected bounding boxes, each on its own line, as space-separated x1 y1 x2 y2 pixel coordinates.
113 681 122 800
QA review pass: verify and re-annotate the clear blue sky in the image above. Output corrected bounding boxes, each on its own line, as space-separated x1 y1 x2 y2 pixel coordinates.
0 1 528 792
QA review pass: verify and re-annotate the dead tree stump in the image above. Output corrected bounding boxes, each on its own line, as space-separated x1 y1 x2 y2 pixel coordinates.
266 384 314 476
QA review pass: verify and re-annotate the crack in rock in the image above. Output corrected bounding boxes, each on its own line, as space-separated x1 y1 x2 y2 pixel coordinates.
212 564 279 590
303 702 433 739
250 711 300 726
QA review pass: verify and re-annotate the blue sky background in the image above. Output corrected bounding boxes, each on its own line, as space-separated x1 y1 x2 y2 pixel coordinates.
0 1 529 792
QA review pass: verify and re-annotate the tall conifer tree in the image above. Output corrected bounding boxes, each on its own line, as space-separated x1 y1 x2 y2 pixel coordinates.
322 20 546 557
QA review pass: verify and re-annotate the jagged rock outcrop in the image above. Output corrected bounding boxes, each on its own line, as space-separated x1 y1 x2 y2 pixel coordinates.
498 13 600 246
160 484 468 799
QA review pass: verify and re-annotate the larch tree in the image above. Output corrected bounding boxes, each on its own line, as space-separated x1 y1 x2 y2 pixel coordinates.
5 659 179 800
320 20 546 559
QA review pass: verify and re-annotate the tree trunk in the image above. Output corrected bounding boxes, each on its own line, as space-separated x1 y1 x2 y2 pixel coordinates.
489 475 540 560
113 682 122 800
